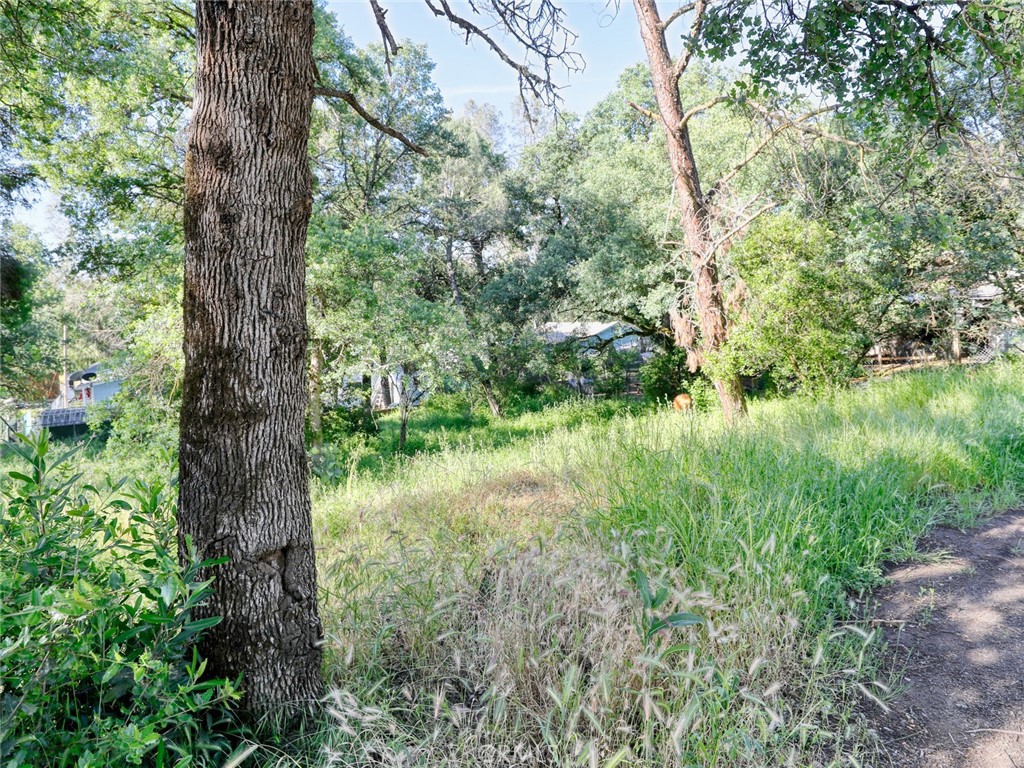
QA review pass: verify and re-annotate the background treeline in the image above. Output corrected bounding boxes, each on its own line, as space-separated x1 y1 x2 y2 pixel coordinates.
2 3 1022 459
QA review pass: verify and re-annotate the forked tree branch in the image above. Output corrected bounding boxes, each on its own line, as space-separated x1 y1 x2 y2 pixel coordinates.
421 0 583 119
746 99 865 148
711 105 836 194
313 85 429 156
362 0 583 124
368 0 401 74
672 0 706 79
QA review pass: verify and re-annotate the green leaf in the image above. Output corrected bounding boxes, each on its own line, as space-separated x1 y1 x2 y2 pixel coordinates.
646 611 704 641
629 569 652 606
101 662 121 685
183 616 222 633
663 611 704 628
223 743 259 768
603 747 631 767
652 586 670 610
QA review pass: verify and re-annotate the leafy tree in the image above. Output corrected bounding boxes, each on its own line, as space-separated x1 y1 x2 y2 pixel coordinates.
509 64 777 353
625 0 1023 420
417 113 516 414
719 213 869 390
307 216 447 453
307 41 448 452
312 41 446 224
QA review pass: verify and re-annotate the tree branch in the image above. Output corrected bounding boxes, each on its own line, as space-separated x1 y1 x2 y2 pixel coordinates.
711 105 836 194
660 1 697 32
746 99 864 147
709 200 775 255
368 0 401 74
679 95 729 130
628 100 660 123
672 0 706 79
421 0 583 119
313 86 429 156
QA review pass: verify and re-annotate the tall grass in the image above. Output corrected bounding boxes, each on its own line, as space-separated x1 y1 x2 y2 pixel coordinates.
300 362 1024 766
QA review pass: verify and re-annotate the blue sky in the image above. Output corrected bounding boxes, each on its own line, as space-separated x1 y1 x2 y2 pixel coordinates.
325 0 651 115
17 1 660 240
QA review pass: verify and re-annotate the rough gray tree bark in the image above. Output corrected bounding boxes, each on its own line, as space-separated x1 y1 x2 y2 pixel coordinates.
179 0 323 716
632 0 747 422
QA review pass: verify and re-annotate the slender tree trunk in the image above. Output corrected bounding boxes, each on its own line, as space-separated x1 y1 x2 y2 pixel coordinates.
481 378 502 417
950 292 963 363
633 0 746 422
309 339 324 456
444 237 466 307
179 0 323 717
397 383 410 452
361 373 374 429
377 357 392 409
470 237 486 280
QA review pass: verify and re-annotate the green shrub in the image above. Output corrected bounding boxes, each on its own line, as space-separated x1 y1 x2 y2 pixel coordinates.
718 213 870 392
420 390 479 418
321 403 377 441
640 347 716 408
0 431 240 767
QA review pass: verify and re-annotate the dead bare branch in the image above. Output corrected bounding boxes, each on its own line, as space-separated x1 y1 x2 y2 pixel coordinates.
672 0 706 79
709 200 775 254
679 95 729 130
746 99 866 148
420 0 584 120
712 105 837 194
660 1 697 32
628 100 660 123
368 0 401 74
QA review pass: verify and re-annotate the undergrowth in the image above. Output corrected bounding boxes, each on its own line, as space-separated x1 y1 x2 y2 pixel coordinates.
4 363 1023 766
0 432 244 767
306 362 1024 766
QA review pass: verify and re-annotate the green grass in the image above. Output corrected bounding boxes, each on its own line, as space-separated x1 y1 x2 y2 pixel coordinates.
307 362 1024 766
6 363 1023 766
314 394 647 481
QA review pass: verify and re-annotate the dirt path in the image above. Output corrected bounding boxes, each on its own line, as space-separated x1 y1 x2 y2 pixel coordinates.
865 510 1024 767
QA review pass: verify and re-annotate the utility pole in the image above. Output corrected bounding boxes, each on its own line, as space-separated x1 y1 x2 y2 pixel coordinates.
61 324 68 408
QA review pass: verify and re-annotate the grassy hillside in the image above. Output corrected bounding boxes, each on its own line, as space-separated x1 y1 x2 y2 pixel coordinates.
3 363 1022 766
309 362 1024 766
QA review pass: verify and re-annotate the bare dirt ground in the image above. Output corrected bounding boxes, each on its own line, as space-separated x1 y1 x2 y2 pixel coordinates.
864 509 1024 768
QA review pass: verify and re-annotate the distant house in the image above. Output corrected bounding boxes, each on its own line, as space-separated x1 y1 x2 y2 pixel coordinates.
36 363 123 437
540 321 650 355
333 364 427 412
368 364 426 410
540 321 653 396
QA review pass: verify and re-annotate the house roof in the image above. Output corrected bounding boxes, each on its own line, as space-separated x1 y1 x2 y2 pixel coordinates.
540 321 624 344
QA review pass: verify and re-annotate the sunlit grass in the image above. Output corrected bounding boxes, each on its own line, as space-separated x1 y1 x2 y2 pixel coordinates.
302 361 1024 766
8 363 1020 765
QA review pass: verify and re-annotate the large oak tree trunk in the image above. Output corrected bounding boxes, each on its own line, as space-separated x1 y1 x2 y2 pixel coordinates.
179 0 323 716
633 0 746 422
